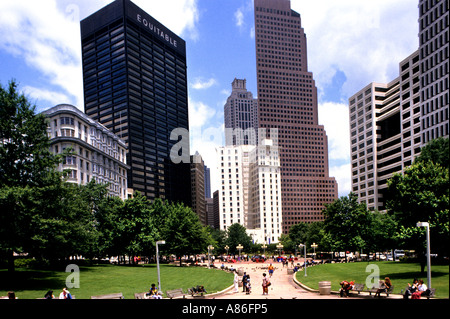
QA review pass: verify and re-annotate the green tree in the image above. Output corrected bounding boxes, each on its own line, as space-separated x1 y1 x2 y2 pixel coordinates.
152 199 211 265
414 137 449 168
0 80 64 271
0 81 62 187
387 160 449 260
225 223 253 255
322 193 375 253
115 192 159 262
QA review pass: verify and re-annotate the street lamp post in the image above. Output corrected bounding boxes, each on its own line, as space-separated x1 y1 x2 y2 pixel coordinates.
417 222 431 288
156 240 166 293
208 245 214 269
311 243 318 259
276 243 284 260
236 244 243 261
299 243 307 277
261 243 267 257
224 245 229 259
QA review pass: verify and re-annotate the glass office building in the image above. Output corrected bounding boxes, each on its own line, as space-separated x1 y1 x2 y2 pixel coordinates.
81 0 191 204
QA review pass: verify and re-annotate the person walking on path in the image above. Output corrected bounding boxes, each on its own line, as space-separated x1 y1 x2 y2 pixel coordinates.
233 270 239 293
242 272 248 293
262 273 270 295
268 264 274 278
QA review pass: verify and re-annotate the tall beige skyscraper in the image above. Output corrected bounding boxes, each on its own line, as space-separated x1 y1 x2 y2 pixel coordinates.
419 0 449 143
253 0 338 233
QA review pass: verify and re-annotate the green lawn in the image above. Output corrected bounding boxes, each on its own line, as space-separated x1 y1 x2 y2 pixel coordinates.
295 261 449 299
0 264 234 299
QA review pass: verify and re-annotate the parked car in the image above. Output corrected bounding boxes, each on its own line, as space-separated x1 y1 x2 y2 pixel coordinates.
251 255 266 262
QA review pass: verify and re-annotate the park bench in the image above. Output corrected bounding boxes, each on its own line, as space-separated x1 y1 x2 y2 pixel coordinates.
425 288 436 299
352 283 365 295
402 287 436 299
90 293 124 299
135 291 163 299
367 284 394 297
166 288 185 299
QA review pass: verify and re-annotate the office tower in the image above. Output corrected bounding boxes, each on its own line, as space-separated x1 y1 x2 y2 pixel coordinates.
253 0 338 231
212 190 220 229
349 51 421 211
205 197 215 227
43 104 129 200
190 152 206 225
80 0 191 205
204 165 211 198
419 0 449 144
224 78 258 146
217 139 282 243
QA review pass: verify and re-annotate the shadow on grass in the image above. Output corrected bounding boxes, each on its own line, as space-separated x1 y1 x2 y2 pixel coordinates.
387 270 449 281
0 269 63 293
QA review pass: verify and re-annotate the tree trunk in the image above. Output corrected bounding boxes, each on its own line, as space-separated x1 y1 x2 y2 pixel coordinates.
8 249 14 272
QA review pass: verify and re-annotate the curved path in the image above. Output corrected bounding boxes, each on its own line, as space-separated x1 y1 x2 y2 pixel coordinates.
208 260 338 299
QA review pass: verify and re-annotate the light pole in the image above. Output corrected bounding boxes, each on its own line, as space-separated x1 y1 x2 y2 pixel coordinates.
236 244 243 261
311 243 318 259
299 243 307 277
224 245 229 260
417 222 431 288
156 240 165 293
208 245 214 269
261 243 267 257
276 243 284 260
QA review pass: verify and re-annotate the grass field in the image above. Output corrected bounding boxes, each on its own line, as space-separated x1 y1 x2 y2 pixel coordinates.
0 264 234 299
295 261 449 299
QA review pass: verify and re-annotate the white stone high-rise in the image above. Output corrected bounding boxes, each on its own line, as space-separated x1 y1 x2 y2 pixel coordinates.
217 139 282 244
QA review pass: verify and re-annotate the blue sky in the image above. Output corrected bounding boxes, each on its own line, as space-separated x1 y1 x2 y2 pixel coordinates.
0 0 419 197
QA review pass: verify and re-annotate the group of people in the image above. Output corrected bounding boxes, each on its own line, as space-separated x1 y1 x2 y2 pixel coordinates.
234 269 271 296
44 288 72 299
339 277 393 298
403 278 429 299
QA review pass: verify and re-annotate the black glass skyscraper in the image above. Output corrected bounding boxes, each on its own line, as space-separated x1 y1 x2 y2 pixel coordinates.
81 0 191 205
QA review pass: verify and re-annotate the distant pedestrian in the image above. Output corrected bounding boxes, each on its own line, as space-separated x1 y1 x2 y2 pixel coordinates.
246 275 252 295
268 264 274 277
262 273 270 295
242 272 248 293
234 270 239 293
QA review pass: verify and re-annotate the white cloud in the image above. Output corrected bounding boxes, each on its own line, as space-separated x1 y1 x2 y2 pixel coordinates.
291 0 418 100
22 86 71 111
235 8 244 27
191 77 218 90
0 0 83 108
188 98 217 128
133 0 200 41
188 98 223 193
330 163 352 197
318 102 350 162
318 101 351 197
0 0 201 112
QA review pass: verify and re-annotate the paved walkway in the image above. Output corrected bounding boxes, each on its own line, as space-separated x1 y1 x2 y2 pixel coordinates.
208 260 339 300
